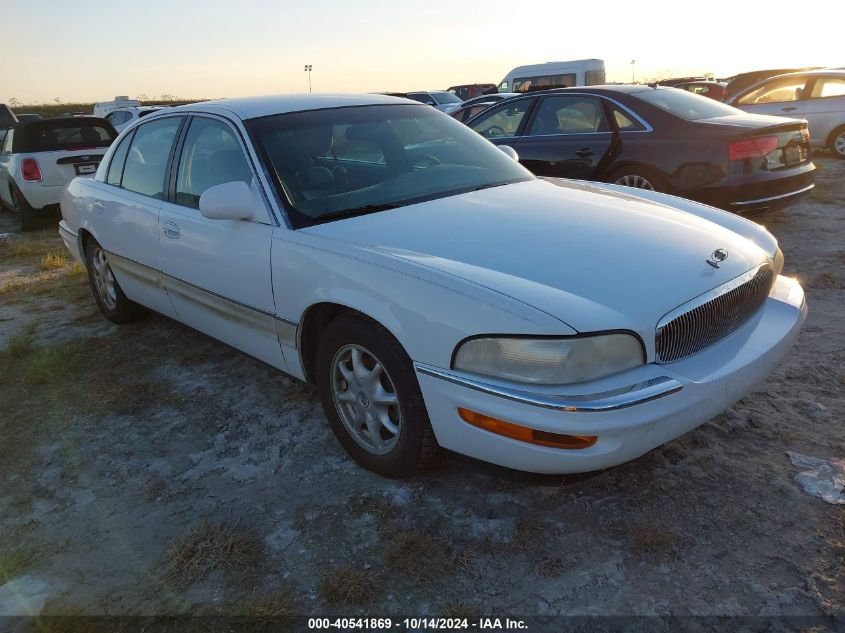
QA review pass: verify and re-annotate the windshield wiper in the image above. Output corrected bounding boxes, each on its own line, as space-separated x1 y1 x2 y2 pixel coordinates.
471 181 510 192
314 203 401 224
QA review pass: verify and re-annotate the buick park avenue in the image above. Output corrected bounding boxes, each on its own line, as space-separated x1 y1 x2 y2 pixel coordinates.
59 94 807 476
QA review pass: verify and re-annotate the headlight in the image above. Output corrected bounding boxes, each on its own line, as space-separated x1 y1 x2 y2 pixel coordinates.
452 334 644 385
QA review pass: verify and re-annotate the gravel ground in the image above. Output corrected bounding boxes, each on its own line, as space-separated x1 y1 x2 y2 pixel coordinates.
0 157 842 629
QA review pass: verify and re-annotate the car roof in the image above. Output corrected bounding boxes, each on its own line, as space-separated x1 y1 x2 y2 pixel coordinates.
498 85 670 97
760 69 845 80
166 93 418 120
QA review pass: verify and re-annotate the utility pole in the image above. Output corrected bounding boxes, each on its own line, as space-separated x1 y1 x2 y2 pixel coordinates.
304 65 313 93
631 60 636 84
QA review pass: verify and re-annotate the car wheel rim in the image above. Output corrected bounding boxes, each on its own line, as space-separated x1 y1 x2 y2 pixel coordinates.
91 246 118 310
330 344 401 455
615 175 655 191
835 133 845 156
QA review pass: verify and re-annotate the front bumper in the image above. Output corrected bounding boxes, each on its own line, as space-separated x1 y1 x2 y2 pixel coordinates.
415 275 806 474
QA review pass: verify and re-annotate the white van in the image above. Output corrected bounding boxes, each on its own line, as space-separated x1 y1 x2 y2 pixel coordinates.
498 59 606 93
92 96 141 119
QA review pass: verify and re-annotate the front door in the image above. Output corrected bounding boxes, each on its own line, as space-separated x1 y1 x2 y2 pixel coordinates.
514 94 613 180
157 115 285 370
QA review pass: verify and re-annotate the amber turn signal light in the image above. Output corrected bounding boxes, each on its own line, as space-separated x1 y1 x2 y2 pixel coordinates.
458 408 597 450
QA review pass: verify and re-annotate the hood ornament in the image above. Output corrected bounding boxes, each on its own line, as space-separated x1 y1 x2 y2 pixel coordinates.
707 249 729 268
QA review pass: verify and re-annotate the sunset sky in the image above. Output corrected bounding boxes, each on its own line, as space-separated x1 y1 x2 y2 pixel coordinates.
3 0 843 104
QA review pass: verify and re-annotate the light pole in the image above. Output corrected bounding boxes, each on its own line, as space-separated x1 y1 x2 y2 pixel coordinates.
631 60 636 84
304 64 312 93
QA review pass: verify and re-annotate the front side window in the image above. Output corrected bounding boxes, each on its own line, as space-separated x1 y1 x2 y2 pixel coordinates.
809 77 845 99
175 117 252 209
106 131 134 185
469 98 533 139
736 76 808 105
249 104 532 228
121 117 181 199
528 96 609 136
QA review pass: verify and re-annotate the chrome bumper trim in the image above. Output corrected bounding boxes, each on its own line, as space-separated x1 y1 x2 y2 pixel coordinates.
730 183 814 207
414 363 683 413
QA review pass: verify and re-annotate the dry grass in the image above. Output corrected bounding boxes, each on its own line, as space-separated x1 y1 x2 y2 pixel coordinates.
3 321 37 359
319 565 379 605
537 556 571 578
40 250 68 271
618 522 683 562
143 475 171 502
385 530 454 581
440 600 476 618
351 494 402 526
166 522 263 586
511 516 547 553
236 584 297 618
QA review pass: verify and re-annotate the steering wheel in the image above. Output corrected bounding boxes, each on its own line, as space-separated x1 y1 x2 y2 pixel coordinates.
411 154 442 168
485 125 506 138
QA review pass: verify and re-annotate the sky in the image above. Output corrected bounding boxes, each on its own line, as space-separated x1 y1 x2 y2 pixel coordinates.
2 0 843 104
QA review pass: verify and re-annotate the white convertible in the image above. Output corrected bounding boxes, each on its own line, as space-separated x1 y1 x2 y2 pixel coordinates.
58 94 807 476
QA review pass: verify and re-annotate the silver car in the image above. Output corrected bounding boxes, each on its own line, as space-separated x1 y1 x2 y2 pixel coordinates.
405 91 463 113
730 69 845 159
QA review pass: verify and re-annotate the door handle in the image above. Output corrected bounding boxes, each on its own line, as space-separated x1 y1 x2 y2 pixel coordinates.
162 221 181 239
781 106 798 112
575 148 594 157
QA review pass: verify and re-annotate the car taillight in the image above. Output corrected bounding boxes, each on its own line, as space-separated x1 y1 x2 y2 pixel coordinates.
729 135 779 161
21 158 42 181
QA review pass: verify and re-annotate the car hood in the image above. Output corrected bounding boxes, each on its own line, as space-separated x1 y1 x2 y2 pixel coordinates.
303 179 769 340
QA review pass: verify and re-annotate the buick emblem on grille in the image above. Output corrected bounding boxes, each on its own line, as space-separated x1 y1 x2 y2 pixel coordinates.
706 248 729 268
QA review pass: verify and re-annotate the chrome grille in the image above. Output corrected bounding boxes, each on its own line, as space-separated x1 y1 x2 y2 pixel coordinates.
656 266 774 363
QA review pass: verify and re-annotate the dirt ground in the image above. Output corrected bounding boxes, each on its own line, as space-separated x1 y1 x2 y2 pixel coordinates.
0 157 842 629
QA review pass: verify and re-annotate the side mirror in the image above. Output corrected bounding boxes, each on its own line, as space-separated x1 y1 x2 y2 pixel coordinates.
199 181 256 221
498 145 519 162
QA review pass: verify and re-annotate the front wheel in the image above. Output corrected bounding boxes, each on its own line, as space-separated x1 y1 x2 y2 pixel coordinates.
829 125 845 159
316 314 440 477
84 238 145 324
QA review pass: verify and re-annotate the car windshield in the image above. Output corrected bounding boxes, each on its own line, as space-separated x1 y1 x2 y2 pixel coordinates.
248 104 533 228
431 92 462 105
633 87 742 120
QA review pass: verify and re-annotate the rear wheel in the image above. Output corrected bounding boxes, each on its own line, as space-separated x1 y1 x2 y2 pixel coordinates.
609 166 666 193
11 186 37 232
829 125 845 159
84 238 145 323
316 314 440 477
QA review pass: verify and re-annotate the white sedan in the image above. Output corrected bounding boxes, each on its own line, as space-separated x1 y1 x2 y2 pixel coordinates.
58 94 807 476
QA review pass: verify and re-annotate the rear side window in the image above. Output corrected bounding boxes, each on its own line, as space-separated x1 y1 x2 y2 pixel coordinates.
528 96 609 135
610 105 646 131
175 117 252 209
809 77 845 99
106 131 134 186
12 120 117 153
121 117 181 199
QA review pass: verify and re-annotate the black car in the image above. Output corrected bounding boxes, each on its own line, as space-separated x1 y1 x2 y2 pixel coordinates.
465 85 816 212
450 100 498 123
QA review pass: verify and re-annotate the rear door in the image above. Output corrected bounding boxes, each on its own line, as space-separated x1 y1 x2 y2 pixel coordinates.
733 75 810 120
90 115 184 318
801 75 845 146
157 114 285 370
514 94 613 180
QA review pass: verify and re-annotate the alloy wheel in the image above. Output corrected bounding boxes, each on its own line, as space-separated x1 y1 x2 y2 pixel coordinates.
91 246 118 310
835 132 845 157
330 344 402 454
614 174 655 191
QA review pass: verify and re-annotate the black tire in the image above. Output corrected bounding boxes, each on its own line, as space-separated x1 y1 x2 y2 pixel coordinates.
828 125 845 159
83 238 145 324
11 186 38 232
607 165 667 193
316 314 440 477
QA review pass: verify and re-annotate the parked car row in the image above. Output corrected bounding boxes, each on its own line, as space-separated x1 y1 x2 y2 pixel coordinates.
57 94 807 476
